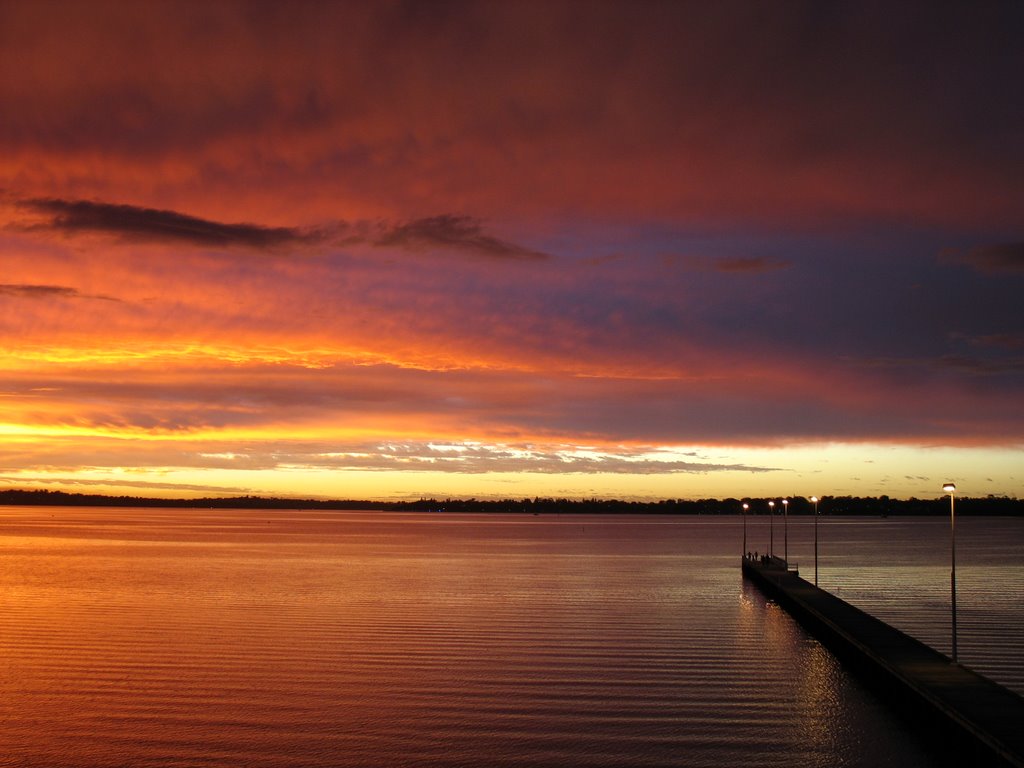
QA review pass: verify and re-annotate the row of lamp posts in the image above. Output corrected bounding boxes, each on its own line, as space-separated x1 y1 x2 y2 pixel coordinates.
745 498 793 568
742 483 959 663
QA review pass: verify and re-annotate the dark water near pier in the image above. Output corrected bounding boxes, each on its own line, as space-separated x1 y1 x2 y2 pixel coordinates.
1 507 1020 767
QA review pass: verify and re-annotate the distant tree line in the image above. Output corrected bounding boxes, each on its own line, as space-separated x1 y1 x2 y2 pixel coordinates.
0 489 387 510
0 488 1021 515
390 494 1023 516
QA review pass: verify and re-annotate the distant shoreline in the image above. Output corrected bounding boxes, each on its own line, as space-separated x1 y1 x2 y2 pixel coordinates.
1 489 1021 516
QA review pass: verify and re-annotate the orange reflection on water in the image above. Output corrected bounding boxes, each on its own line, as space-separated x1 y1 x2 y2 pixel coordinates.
0 509 950 767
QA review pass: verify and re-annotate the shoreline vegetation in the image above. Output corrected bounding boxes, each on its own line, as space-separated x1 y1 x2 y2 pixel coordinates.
0 489 1021 516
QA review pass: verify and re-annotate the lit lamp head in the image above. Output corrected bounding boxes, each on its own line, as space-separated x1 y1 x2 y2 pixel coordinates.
742 503 749 511
768 501 775 509
943 483 956 494
810 496 818 504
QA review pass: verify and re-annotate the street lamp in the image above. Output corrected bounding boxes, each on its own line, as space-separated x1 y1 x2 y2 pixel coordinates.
742 502 749 559
943 482 957 662
810 496 819 585
782 499 789 563
768 500 775 558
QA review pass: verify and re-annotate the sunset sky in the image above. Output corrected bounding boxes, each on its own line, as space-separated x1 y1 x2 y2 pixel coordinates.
1 1 1021 501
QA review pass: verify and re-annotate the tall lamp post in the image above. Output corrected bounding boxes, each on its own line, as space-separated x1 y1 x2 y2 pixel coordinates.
742 502 749 558
768 500 775 558
943 482 958 663
810 496 819 585
782 498 789 563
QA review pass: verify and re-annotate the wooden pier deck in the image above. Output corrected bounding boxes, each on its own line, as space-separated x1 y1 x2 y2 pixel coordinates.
742 556 1024 767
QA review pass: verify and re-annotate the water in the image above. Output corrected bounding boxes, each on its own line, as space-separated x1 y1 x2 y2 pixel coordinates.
1 507 1020 767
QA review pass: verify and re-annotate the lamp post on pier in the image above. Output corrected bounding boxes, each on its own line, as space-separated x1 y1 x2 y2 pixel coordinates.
943 482 958 663
782 498 789 563
810 496 819 585
768 500 775 558
742 502 749 558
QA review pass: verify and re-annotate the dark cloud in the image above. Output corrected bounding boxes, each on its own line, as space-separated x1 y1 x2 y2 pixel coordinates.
17 197 323 249
952 332 1024 350
958 243 1024 273
937 355 1024 375
0 283 80 298
669 255 792 274
713 257 792 274
14 198 548 260
852 352 1024 378
374 215 549 260
0 283 119 301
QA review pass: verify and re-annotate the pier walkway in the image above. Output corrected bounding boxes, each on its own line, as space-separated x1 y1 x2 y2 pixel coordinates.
743 555 1024 767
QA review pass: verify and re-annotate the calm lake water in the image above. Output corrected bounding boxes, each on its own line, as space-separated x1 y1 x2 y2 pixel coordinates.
1 507 1021 767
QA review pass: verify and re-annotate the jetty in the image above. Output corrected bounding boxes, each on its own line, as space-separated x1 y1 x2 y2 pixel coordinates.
743 555 1024 767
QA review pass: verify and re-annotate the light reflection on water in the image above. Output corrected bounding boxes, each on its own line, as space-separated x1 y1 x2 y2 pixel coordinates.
2 508 1019 767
